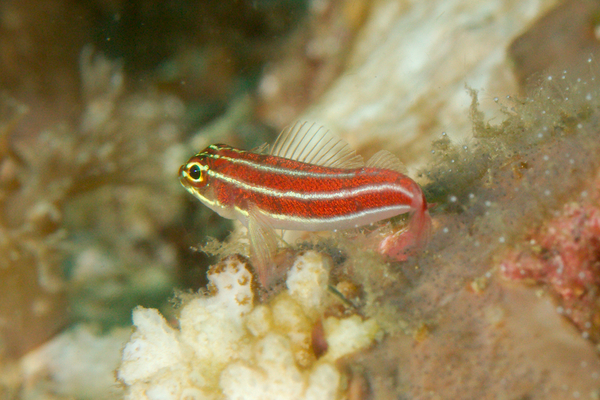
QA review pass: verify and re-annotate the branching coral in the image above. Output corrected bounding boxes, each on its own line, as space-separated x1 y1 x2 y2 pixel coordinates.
0 46 186 357
0 93 68 358
118 252 379 400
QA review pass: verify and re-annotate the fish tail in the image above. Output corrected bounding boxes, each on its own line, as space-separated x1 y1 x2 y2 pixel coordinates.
377 191 431 261
410 191 432 248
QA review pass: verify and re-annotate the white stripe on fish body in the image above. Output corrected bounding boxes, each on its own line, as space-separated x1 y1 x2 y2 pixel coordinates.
202 151 367 179
206 167 415 201
251 203 413 231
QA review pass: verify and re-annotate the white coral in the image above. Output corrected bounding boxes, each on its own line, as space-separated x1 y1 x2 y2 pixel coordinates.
286 251 330 314
118 308 183 384
118 251 379 400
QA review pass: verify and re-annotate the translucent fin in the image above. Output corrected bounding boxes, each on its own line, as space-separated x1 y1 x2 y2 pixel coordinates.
376 191 431 261
270 121 364 169
366 150 407 173
247 205 278 288
252 142 270 155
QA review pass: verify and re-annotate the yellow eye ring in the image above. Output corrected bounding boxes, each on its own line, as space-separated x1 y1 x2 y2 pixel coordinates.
187 163 204 182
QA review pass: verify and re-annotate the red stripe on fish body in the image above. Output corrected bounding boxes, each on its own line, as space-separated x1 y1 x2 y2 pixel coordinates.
182 144 421 231
179 122 431 287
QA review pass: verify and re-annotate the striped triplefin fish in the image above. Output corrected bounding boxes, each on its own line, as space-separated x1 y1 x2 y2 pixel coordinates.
179 122 431 286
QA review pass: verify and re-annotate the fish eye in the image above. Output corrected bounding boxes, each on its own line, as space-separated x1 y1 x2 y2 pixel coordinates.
188 163 203 181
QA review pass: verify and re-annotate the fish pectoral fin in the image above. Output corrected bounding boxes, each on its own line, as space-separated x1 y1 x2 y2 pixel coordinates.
247 205 278 287
270 121 364 169
366 150 407 173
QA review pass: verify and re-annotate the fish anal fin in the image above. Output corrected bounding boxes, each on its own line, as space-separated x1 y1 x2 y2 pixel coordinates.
247 205 279 288
270 121 364 169
366 150 406 173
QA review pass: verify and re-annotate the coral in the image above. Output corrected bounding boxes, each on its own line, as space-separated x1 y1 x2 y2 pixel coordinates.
291 0 557 166
257 0 371 126
337 62 600 398
0 0 313 358
0 45 186 357
20 324 131 400
0 93 69 358
138 2 600 397
7 1 600 398
500 182 600 341
46 45 187 328
118 252 380 400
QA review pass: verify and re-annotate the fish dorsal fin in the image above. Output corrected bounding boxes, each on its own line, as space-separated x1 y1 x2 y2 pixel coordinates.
270 121 364 169
252 142 270 155
366 150 407 173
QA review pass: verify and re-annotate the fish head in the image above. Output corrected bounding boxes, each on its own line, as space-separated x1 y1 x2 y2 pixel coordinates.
179 151 212 203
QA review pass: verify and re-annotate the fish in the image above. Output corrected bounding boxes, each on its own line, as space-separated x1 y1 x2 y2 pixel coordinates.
179 122 431 286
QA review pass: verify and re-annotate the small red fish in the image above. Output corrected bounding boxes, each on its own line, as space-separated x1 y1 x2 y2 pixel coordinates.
179 122 431 285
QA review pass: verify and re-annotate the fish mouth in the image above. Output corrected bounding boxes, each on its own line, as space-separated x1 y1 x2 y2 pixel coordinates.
178 165 191 188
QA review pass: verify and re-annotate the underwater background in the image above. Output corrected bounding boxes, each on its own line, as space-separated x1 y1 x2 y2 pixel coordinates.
1 0 600 399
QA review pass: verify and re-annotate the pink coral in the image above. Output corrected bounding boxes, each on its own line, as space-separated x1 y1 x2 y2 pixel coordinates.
500 188 600 340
